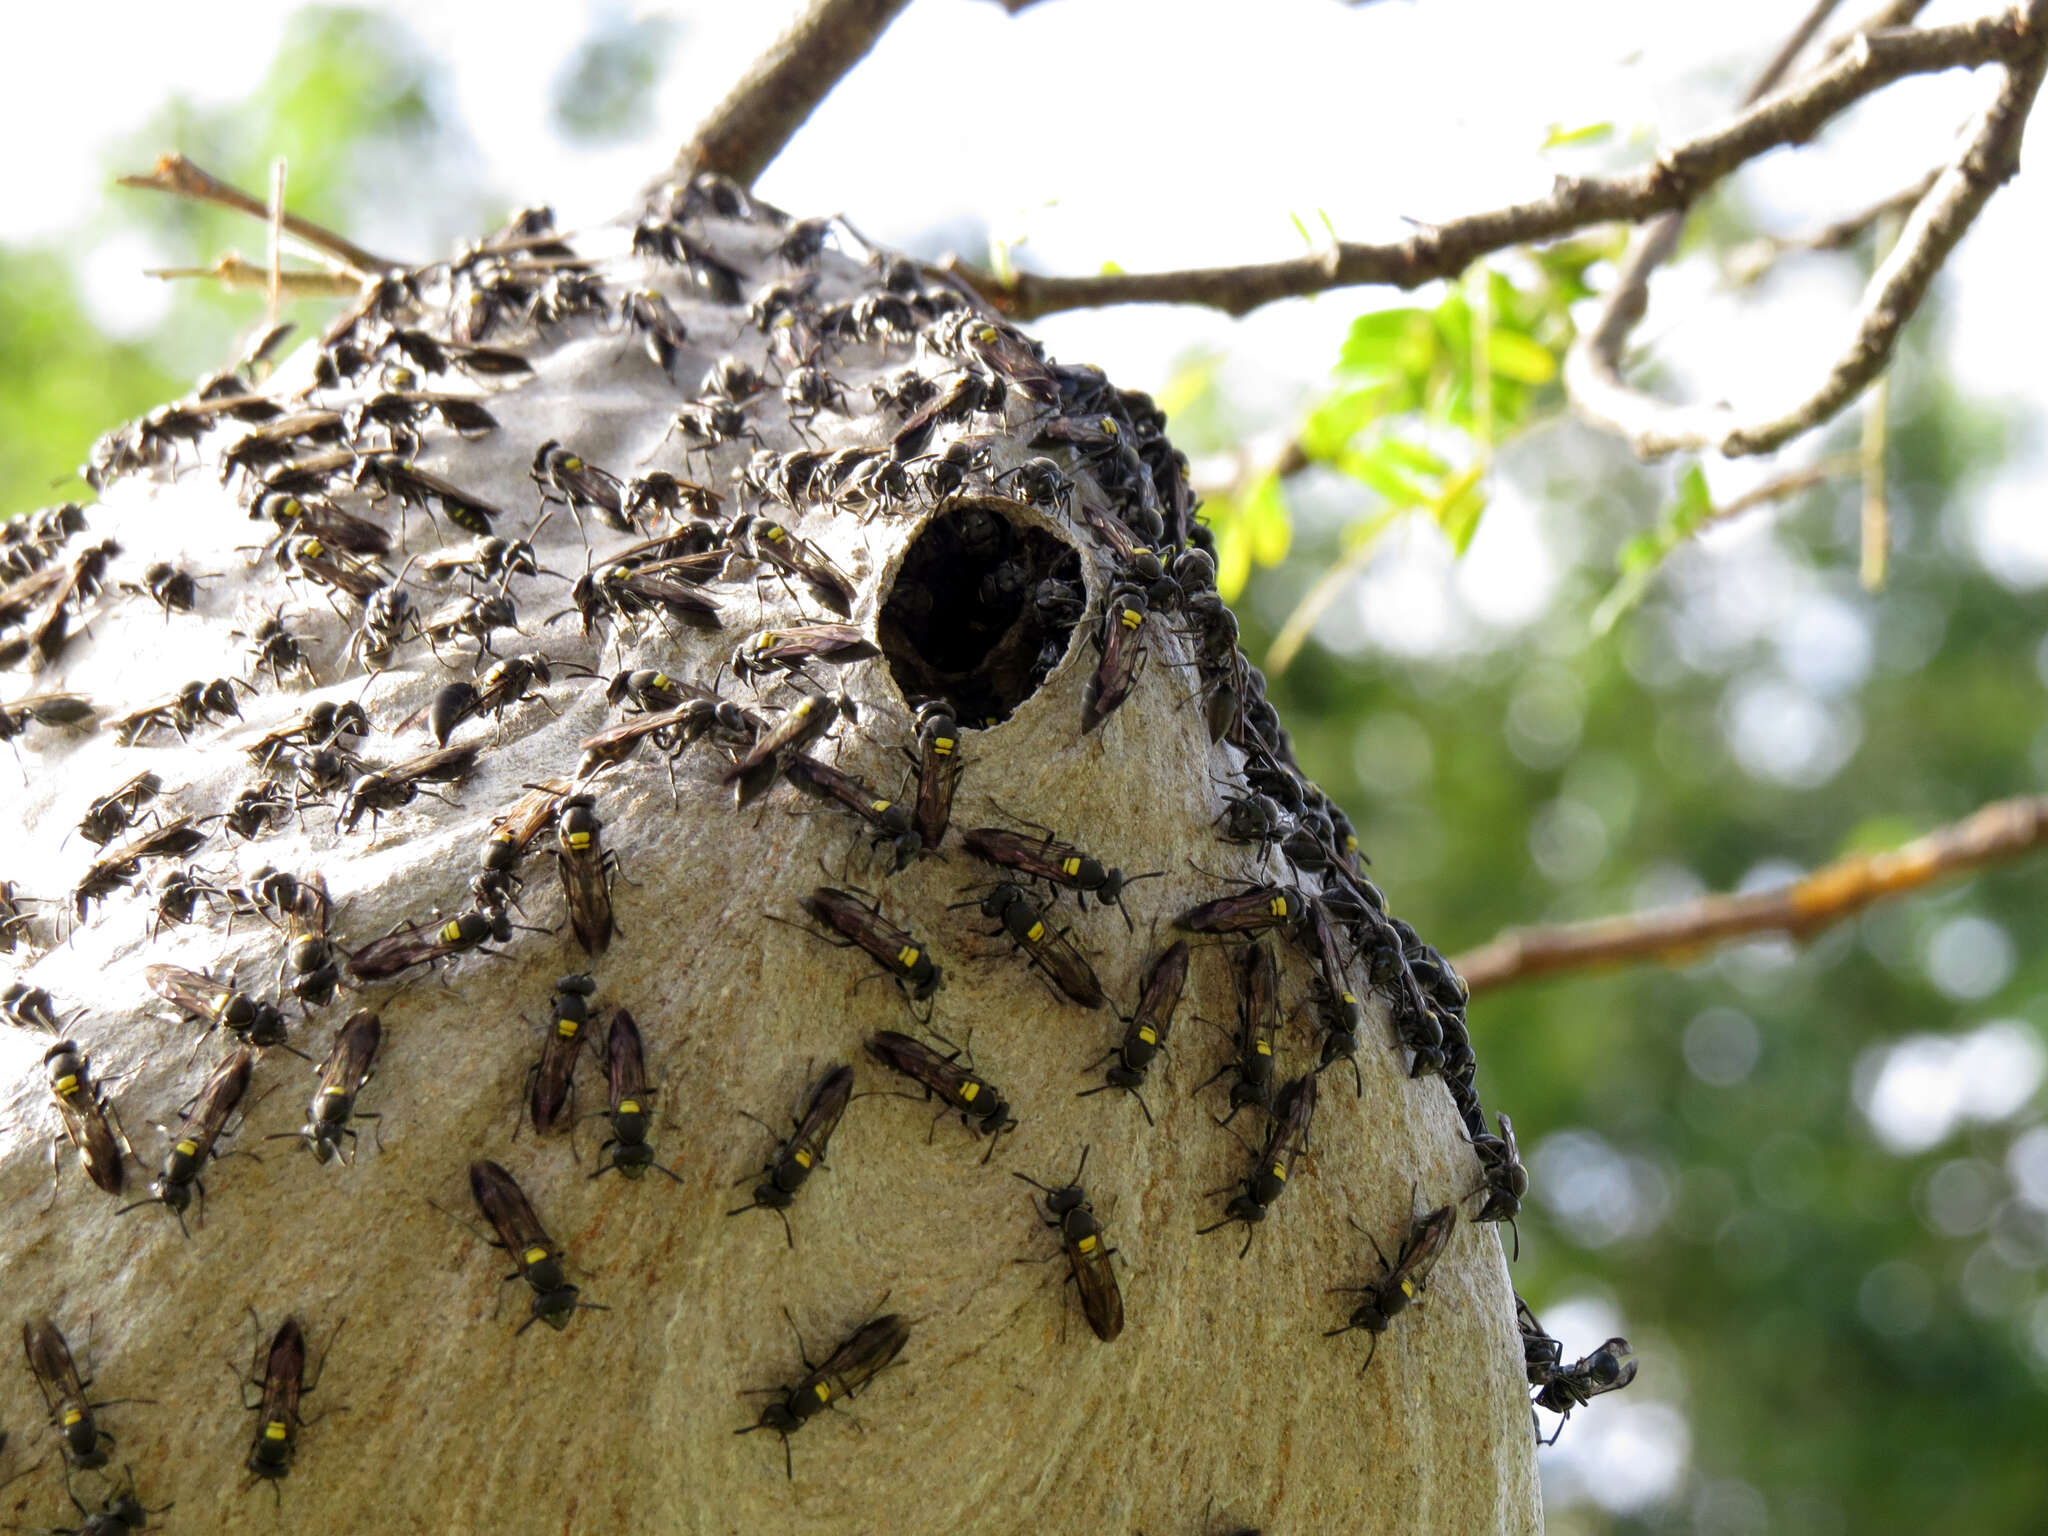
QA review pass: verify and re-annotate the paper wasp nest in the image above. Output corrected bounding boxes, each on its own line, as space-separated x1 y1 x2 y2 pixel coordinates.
0 177 1541 1534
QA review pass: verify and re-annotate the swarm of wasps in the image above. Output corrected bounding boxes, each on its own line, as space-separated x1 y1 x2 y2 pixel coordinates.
0 162 1624 1525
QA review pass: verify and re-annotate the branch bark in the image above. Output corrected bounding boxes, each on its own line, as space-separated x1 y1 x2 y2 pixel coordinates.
668 0 916 188
1453 792 2048 994
943 12 2039 320
115 152 397 276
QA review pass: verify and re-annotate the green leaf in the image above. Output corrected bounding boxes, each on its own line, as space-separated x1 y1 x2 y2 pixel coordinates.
1484 329 1558 386
1589 563 1658 636
1338 308 1433 378
1668 463 1713 535
1431 463 1488 555
1289 211 1311 248
1300 385 1393 461
1098 259 1125 276
1541 120 1613 151
1244 472 1292 566
1376 436 1451 478
1344 449 1430 508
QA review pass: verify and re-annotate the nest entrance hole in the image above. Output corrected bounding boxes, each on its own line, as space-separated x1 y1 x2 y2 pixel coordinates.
878 498 1083 726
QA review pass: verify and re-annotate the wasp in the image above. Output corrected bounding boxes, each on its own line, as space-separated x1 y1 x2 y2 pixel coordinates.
337 743 480 832
623 469 724 525
1080 584 1150 734
960 822 1161 932
357 457 503 537
722 691 854 809
280 536 387 606
5 979 68 1032
864 1029 1014 1161
401 533 546 590
23 1316 152 1472
147 866 225 938
236 1314 339 1500
120 560 206 617
460 1159 605 1333
421 652 554 746
557 561 722 640
992 455 1073 515
32 1481 172 1536
10 540 118 670
224 781 299 841
736 1309 910 1480
655 395 760 463
728 1063 854 1245
900 700 961 850
958 882 1106 1010
796 886 940 1005
145 963 289 1051
249 492 391 559
75 773 161 846
782 756 921 871
1198 1071 1317 1257
1014 1146 1123 1343
1079 938 1188 1124
1174 882 1305 937
345 903 511 982
75 817 214 920
0 878 38 953
241 608 315 686
1467 1112 1528 1258
418 590 519 662
525 974 597 1138
1532 1335 1637 1443
891 373 999 463
531 440 631 533
589 1006 683 1184
555 794 619 955
727 512 856 616
1324 1198 1457 1372
119 1044 255 1234
112 677 247 746
617 287 688 372
267 871 339 1008
269 1008 381 1164
729 623 878 680
245 700 368 769
476 778 570 903
1193 939 1281 1125
574 698 732 785
43 1040 131 1202
782 362 849 435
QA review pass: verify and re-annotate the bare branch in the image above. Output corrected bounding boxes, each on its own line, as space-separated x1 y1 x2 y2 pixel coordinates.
1454 792 2048 995
116 153 396 277
669 0 915 188
944 13 2036 320
1725 165 1943 282
144 255 360 297
1565 15 2048 460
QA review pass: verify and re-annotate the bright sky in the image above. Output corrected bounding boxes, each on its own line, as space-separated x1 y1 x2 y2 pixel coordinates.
5 1 2043 1511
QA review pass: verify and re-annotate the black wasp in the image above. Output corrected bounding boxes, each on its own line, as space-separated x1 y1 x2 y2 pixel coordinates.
475 778 569 904
793 886 941 1007
345 903 512 982
730 622 878 680
905 699 960 850
44 1038 133 1201
1080 585 1148 734
736 1309 910 1479
459 1159 606 1333
525 974 596 1139
721 690 854 809
531 440 631 532
864 1030 1015 1162
1467 1112 1528 1258
1079 938 1188 1124
420 652 554 747
1325 1198 1458 1373
118 1043 255 1235
272 871 341 1008
236 1314 339 1502
31 1478 171 1535
729 1062 854 1245
1193 939 1280 1125
1174 882 1305 936
555 793 618 955
1014 1146 1123 1343
957 883 1106 1010
1198 1071 1316 1257
76 772 160 846
589 1006 682 1184
960 821 1161 932
337 743 480 832
268 1009 381 1164
23 1316 152 1471
783 755 921 871
144 964 290 1051
727 512 856 616
1532 1336 1638 1444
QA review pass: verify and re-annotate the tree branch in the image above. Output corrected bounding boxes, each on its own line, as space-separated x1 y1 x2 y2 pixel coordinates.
1453 792 2048 994
115 153 397 277
943 13 2038 320
669 0 916 188
1564 13 2048 460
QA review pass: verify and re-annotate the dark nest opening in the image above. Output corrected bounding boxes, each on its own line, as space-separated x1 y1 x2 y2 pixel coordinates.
879 498 1084 726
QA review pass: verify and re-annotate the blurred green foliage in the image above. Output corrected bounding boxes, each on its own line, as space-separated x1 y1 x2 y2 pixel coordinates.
6 10 2047 1531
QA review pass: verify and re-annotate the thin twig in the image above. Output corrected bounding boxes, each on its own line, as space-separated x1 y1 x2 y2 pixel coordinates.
943 14 2035 320
1694 455 1860 535
1565 15 2048 459
146 257 361 297
668 0 916 189
1859 212 1901 588
1453 792 2048 994
266 157 286 336
1724 165 1943 282
117 153 395 276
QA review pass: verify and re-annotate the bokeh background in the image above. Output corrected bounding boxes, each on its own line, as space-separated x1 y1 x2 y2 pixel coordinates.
6 2 2046 1529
